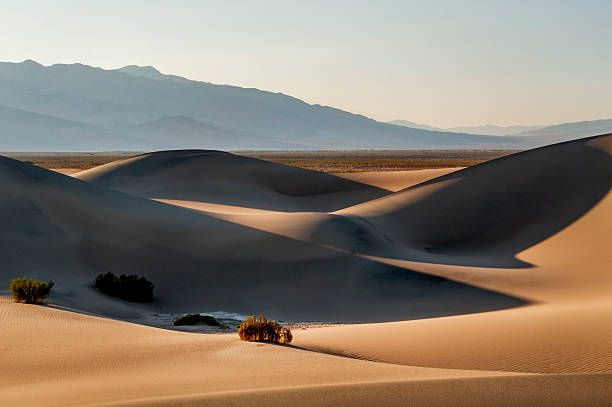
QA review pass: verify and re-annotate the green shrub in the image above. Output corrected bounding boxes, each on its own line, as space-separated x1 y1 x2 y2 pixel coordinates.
94 272 154 302
238 315 292 344
174 313 220 326
10 277 54 304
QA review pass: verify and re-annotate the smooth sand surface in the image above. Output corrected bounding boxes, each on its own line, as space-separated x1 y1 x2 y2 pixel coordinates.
50 168 81 175
3 297 611 407
334 167 463 191
2 134 611 405
1 296 525 407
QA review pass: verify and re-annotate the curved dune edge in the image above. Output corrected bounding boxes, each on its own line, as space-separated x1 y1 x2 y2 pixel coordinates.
293 189 612 374
0 153 524 323
293 300 612 374
332 167 463 191
72 150 392 212
4 297 610 407
79 135 610 376
0 298 517 407
89 375 612 407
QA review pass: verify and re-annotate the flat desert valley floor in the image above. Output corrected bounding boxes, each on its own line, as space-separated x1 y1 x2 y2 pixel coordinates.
1 136 611 406
4 149 516 174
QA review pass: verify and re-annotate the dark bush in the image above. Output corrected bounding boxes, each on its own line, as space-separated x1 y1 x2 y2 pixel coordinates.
173 313 220 326
10 277 54 304
94 272 154 302
238 315 292 344
281 327 292 344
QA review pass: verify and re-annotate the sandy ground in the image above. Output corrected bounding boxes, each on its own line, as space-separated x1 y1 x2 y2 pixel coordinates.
2 135 611 405
334 167 462 191
2 297 610 407
49 168 82 175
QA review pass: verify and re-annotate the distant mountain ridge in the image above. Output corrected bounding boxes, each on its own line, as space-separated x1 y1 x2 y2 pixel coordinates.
387 120 441 132
388 120 544 136
512 119 612 139
0 59 609 151
116 65 191 84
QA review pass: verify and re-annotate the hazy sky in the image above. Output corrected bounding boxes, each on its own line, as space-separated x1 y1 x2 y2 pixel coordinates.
2 0 610 127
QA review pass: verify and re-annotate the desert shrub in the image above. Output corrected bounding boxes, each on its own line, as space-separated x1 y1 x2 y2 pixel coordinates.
282 327 292 344
174 313 220 326
238 315 292 344
10 277 54 304
94 272 154 302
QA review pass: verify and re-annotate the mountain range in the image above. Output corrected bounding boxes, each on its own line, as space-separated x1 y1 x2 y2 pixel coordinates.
0 60 610 151
387 120 544 136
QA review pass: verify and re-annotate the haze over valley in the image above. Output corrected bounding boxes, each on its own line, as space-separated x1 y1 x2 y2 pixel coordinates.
2 60 610 152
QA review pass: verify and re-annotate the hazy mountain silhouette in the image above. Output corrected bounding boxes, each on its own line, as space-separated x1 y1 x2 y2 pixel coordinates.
512 119 612 141
112 116 308 150
389 120 543 136
387 120 441 132
0 103 147 151
0 60 607 151
116 65 191 84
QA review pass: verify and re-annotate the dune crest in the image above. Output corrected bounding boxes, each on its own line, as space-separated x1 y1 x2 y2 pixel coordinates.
74 150 391 212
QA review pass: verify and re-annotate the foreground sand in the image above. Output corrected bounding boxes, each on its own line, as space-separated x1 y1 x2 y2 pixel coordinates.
2 135 611 405
2 297 611 407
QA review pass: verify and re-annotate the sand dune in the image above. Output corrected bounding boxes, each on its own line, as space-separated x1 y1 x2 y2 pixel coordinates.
336 135 612 266
73 150 390 212
295 300 612 374
2 134 611 405
289 136 612 376
3 297 611 407
0 154 520 323
178 136 610 271
334 167 462 191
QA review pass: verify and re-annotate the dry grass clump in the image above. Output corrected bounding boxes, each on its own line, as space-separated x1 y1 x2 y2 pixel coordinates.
10 277 54 304
174 313 220 326
94 272 154 302
238 315 292 344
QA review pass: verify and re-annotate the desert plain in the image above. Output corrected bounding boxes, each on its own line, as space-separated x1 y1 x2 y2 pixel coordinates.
1 134 611 406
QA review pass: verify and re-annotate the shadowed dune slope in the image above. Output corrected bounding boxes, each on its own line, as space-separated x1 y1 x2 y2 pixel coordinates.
73 150 390 212
338 134 612 267
0 155 523 322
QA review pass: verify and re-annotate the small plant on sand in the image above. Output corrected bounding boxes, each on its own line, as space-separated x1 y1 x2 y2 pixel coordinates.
10 277 54 304
238 315 292 344
281 327 292 344
174 313 220 326
94 272 154 302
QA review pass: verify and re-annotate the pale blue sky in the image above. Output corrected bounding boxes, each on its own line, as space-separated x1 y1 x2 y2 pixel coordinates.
2 0 610 127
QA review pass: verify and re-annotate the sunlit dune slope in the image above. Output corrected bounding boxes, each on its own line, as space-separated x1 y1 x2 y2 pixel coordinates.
5 297 610 407
334 167 462 191
291 135 612 374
